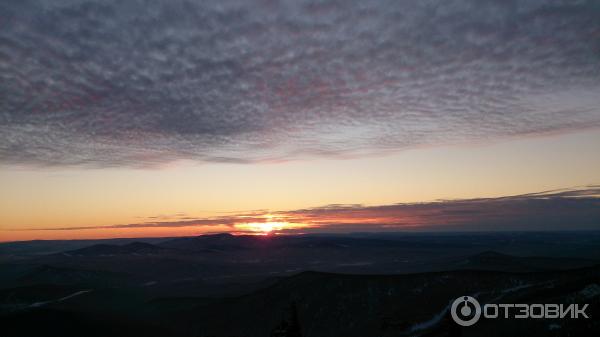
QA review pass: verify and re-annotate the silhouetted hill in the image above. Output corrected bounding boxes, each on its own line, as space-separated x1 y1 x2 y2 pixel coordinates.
64 242 170 257
2 233 600 336
166 266 600 337
160 233 453 250
0 238 170 258
160 233 281 251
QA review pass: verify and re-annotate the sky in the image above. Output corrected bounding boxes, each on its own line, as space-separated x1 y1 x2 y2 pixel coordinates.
1 0 599 241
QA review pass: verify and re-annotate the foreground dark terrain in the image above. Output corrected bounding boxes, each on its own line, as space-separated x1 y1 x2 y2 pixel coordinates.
1 232 599 336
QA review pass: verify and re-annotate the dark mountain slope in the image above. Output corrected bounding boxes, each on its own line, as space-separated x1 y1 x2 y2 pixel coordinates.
167 266 600 337
17 265 134 287
444 251 598 272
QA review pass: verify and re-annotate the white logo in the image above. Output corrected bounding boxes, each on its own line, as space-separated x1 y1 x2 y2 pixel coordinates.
451 296 482 326
450 295 589 326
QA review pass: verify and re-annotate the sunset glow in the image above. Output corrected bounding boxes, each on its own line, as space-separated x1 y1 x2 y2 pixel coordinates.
237 222 287 234
234 218 310 235
2 2 600 337
0 0 599 243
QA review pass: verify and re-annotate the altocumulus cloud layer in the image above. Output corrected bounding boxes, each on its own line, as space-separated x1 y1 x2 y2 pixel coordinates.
1 0 600 167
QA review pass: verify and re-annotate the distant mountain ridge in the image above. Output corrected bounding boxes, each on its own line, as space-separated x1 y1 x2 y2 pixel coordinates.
2 232 600 337
64 242 170 257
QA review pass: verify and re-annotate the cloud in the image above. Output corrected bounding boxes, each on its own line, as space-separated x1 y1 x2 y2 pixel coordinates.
277 186 600 232
1 0 600 167
19 186 600 232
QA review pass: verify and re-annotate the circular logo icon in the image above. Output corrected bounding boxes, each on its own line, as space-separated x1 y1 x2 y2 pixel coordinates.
451 296 481 326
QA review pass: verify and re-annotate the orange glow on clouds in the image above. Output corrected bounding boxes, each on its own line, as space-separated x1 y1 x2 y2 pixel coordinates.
1 186 598 242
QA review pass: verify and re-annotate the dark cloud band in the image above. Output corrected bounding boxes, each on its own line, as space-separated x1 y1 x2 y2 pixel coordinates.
16 187 600 232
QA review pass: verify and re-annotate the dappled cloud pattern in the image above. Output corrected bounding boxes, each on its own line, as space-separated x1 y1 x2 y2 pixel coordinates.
1 0 600 167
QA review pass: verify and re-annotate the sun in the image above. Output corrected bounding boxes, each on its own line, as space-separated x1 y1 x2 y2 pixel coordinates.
237 221 288 234
256 222 277 233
